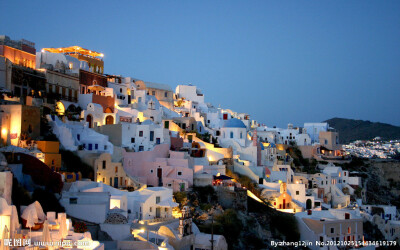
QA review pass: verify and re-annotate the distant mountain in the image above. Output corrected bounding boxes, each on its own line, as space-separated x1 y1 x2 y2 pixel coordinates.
324 118 400 143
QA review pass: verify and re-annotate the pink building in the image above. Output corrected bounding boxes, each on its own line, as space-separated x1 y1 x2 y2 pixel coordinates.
123 144 193 192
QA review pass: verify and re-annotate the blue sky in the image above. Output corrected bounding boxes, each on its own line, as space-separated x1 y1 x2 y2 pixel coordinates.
2 0 400 127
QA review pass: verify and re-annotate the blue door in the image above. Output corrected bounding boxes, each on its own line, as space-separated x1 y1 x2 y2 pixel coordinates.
114 177 118 188
88 144 92 150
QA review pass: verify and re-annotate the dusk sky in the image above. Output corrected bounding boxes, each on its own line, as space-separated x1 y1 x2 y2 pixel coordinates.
2 0 400 127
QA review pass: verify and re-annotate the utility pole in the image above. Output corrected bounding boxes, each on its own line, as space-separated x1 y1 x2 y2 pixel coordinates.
210 215 215 250
146 221 149 242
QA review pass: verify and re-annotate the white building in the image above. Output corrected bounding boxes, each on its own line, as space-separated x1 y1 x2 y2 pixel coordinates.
295 209 363 250
95 120 170 152
304 122 329 144
47 115 114 154
218 118 247 148
60 181 178 224
36 51 89 75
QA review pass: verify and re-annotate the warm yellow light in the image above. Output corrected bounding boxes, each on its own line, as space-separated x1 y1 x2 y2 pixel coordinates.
1 129 7 136
100 53 104 57
140 229 145 233
41 49 45 53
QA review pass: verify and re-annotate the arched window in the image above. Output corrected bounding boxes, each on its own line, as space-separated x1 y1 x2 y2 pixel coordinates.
230 132 234 138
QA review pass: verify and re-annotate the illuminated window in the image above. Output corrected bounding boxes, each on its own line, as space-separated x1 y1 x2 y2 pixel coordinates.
115 166 118 173
69 62 73 69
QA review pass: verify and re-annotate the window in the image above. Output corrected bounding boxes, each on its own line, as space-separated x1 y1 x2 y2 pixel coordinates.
168 183 172 187
345 213 350 220
240 132 243 139
51 160 55 165
331 228 334 234
150 207 152 212
208 120 210 124
115 167 118 173
77 134 80 141
230 132 234 138
216 131 220 136
69 198 77 204
178 171 182 176
110 178 112 185
165 208 168 212
131 138 135 143
102 178 105 183
102 161 106 169
104 145 107 150
164 92 168 97
120 88 122 93
150 131 154 141
95 144 98 150
324 139 328 145
347 227 351 234
156 196 160 204
152 91 155 95
150 169 154 173
296 191 299 195
139 146 144 151
139 131 143 137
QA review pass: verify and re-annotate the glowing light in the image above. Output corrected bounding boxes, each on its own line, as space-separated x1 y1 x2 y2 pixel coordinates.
1 129 7 136
140 229 145 233
41 49 45 53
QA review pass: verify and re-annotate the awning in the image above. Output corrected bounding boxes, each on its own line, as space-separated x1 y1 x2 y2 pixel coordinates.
213 175 234 180
88 85 105 91
157 199 179 207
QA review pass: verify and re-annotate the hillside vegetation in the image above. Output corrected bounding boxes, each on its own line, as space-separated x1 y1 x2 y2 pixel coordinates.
325 118 400 143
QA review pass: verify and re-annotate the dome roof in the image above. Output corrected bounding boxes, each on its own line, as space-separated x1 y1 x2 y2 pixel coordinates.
223 118 246 128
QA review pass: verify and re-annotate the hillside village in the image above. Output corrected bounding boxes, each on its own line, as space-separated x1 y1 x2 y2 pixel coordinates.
0 35 399 249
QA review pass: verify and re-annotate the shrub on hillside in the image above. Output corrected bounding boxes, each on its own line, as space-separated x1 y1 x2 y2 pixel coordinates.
32 188 65 213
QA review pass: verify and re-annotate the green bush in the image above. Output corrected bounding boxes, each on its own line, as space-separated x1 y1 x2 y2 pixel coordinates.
11 178 32 221
193 186 216 203
216 209 243 248
32 188 65 213
270 211 300 241
174 191 188 206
